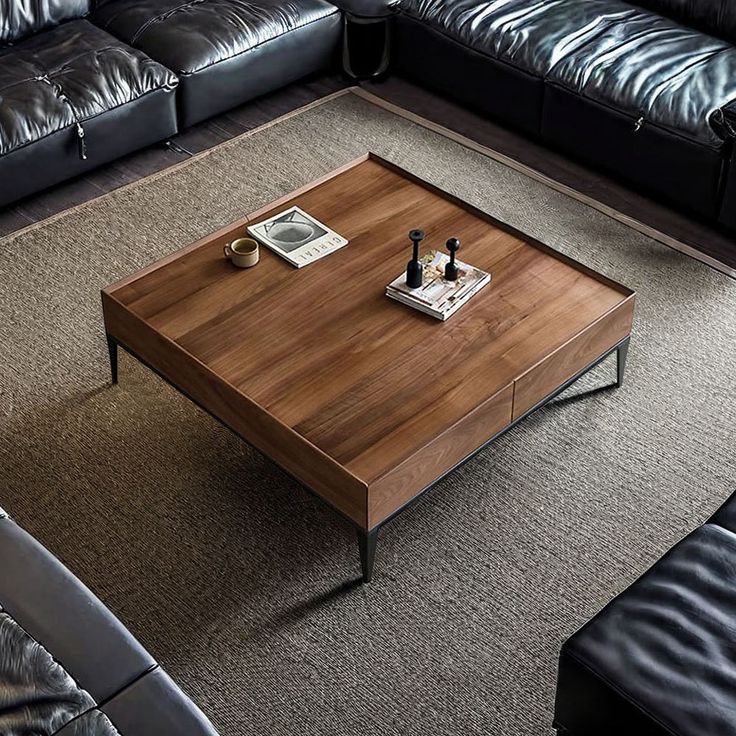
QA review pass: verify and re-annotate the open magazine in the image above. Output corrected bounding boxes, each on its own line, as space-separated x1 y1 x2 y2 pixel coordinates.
386 250 491 320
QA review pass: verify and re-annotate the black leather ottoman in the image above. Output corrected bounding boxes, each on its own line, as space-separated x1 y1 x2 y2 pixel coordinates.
554 490 736 736
92 0 342 128
0 507 218 735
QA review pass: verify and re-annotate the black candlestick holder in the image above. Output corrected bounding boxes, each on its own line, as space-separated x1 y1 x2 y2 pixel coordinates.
445 237 461 281
406 228 424 289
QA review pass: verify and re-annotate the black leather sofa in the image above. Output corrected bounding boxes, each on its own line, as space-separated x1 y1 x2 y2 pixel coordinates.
0 0 362 208
554 489 736 736
0 506 218 735
6 0 736 235
0 3 179 207
90 0 343 129
391 0 736 232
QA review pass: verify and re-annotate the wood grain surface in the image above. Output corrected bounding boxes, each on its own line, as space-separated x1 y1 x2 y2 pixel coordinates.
103 154 635 529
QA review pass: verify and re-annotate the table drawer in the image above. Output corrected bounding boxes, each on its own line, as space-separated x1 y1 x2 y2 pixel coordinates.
512 298 634 420
368 382 514 527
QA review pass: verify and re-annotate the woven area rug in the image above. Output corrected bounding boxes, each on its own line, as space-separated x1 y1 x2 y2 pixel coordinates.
1 89 735 736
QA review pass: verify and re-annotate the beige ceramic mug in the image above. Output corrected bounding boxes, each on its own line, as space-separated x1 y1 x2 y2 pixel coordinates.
224 237 259 268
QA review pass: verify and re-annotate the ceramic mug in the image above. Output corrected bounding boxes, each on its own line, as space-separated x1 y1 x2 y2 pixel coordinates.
224 237 259 268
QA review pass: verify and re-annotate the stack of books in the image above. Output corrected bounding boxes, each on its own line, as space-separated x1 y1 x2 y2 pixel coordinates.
386 250 491 321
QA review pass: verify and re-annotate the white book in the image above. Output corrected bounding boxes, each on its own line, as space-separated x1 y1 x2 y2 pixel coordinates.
386 250 491 321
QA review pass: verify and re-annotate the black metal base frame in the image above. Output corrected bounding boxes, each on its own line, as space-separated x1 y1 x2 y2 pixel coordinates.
106 333 630 585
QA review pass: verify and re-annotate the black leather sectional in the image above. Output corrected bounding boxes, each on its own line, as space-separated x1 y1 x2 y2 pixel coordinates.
0 0 383 208
7 0 736 235
391 0 736 232
554 489 736 736
90 0 343 128
0 506 218 735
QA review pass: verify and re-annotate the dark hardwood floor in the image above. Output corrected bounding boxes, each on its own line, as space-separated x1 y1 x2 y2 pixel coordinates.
2 69 734 276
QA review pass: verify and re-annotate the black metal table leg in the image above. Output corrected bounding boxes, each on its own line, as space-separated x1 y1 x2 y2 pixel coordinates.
357 527 379 584
616 336 630 388
107 334 118 385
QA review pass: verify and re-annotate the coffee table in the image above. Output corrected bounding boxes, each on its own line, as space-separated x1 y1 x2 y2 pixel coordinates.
102 153 635 583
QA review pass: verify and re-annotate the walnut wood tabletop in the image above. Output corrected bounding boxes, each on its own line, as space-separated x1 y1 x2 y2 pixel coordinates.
102 153 635 583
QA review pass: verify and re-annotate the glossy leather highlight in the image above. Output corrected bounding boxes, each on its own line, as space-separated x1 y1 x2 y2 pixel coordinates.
92 0 341 126
93 0 339 75
547 9 736 147
556 505 736 736
55 710 121 736
0 0 90 44
399 0 639 76
0 606 96 735
399 0 736 147
0 20 178 157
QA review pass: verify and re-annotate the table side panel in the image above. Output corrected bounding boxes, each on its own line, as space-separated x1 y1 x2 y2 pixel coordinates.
102 293 369 527
368 383 514 528
512 296 635 420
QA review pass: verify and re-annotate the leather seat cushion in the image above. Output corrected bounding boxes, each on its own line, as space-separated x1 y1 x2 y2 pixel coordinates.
92 0 341 126
54 710 121 736
398 0 640 78
558 522 736 736
399 0 736 148
102 669 220 736
0 605 96 735
0 0 90 44
54 670 219 736
0 20 178 157
92 0 339 75
547 8 736 148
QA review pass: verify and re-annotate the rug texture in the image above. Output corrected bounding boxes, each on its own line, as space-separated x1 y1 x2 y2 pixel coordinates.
0 90 734 736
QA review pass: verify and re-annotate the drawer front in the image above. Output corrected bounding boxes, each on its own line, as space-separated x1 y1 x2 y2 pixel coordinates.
368 382 514 528
513 298 634 420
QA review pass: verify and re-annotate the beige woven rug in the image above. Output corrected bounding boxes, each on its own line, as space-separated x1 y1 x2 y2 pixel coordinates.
1 89 734 736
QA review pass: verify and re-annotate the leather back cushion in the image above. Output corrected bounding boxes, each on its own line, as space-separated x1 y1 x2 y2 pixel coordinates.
0 0 91 44
633 1 736 43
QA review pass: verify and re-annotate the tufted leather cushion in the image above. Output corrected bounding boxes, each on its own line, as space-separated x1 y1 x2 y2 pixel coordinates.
399 0 639 77
399 0 736 148
0 0 91 45
92 0 341 127
0 20 177 158
93 0 339 75
633 0 736 45
556 515 736 736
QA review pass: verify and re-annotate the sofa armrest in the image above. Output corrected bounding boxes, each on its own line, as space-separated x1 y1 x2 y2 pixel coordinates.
0 515 155 703
331 0 398 18
103 668 219 736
